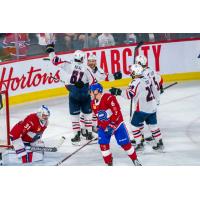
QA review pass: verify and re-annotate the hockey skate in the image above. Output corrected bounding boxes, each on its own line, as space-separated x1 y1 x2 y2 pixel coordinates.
145 136 154 144
131 139 136 146
92 126 98 133
85 130 94 140
135 143 144 153
107 157 113 166
71 131 81 145
81 128 87 137
152 139 164 151
132 159 142 166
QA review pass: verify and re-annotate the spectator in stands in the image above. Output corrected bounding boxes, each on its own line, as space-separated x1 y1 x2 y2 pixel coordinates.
135 33 150 42
112 33 127 45
3 33 30 59
84 33 99 48
27 33 46 56
124 33 137 44
98 33 115 47
154 33 171 42
0 33 11 61
64 33 86 50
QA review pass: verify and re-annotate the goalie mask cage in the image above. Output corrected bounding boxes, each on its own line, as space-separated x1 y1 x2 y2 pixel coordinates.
0 89 11 148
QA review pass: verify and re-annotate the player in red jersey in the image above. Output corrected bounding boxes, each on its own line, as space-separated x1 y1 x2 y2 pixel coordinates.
9 105 50 164
90 83 141 166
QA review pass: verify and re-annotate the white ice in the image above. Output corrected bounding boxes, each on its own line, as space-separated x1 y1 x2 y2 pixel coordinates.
4 80 200 166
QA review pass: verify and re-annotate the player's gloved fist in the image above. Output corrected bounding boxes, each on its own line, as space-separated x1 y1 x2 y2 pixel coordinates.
160 84 164 94
46 43 55 53
109 87 122 96
113 71 122 80
105 123 116 135
74 80 84 88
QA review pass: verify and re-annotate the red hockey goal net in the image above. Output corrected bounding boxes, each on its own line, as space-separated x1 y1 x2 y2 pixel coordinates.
0 89 11 148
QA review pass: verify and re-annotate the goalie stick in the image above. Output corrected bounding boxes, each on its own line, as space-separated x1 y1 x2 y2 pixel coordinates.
130 41 144 118
7 136 66 153
29 136 66 152
55 137 98 166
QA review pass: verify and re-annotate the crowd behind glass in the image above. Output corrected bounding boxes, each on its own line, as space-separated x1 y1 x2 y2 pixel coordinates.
0 33 199 62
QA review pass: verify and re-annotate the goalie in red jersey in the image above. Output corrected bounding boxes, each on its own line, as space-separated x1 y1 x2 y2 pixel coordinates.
8 105 50 164
90 83 141 166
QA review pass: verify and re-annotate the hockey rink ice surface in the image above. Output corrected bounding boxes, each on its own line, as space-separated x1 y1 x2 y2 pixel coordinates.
6 80 200 166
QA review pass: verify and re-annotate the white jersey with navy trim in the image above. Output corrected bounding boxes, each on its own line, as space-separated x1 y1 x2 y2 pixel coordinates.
122 76 157 113
92 66 114 82
142 67 161 104
54 60 96 86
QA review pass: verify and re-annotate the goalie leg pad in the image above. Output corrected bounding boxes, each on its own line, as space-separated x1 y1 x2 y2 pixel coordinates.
2 150 44 165
11 138 26 158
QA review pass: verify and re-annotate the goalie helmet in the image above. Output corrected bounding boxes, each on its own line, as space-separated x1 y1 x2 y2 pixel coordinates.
129 64 144 79
135 55 147 66
73 50 85 63
37 105 50 123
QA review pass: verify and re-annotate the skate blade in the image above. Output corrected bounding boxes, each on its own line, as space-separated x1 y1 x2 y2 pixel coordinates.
71 141 81 146
153 147 165 153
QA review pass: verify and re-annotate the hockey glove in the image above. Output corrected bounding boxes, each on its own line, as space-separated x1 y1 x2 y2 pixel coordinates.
113 71 122 80
46 43 55 53
109 87 122 96
74 80 85 88
105 123 116 135
160 84 164 94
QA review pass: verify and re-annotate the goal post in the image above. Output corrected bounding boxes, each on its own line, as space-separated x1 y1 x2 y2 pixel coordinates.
0 89 11 148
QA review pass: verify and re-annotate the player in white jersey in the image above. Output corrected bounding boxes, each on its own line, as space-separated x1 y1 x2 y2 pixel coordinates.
135 55 164 95
135 55 163 142
46 44 96 143
80 54 122 135
110 64 164 151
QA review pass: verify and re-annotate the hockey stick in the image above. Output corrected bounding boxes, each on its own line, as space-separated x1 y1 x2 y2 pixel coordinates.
55 137 98 166
50 76 66 85
163 82 178 90
29 136 66 152
8 136 66 153
130 41 144 118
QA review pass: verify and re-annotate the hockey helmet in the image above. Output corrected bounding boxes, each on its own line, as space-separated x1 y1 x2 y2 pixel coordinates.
135 55 147 66
129 64 144 79
73 50 85 63
90 83 103 93
37 105 50 121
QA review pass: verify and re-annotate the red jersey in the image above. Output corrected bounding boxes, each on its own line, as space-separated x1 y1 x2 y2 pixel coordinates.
91 93 124 130
10 113 48 143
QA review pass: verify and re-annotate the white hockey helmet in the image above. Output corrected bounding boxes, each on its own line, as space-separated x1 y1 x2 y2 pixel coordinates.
135 55 147 66
37 105 50 122
129 64 144 78
73 50 85 62
88 54 97 61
